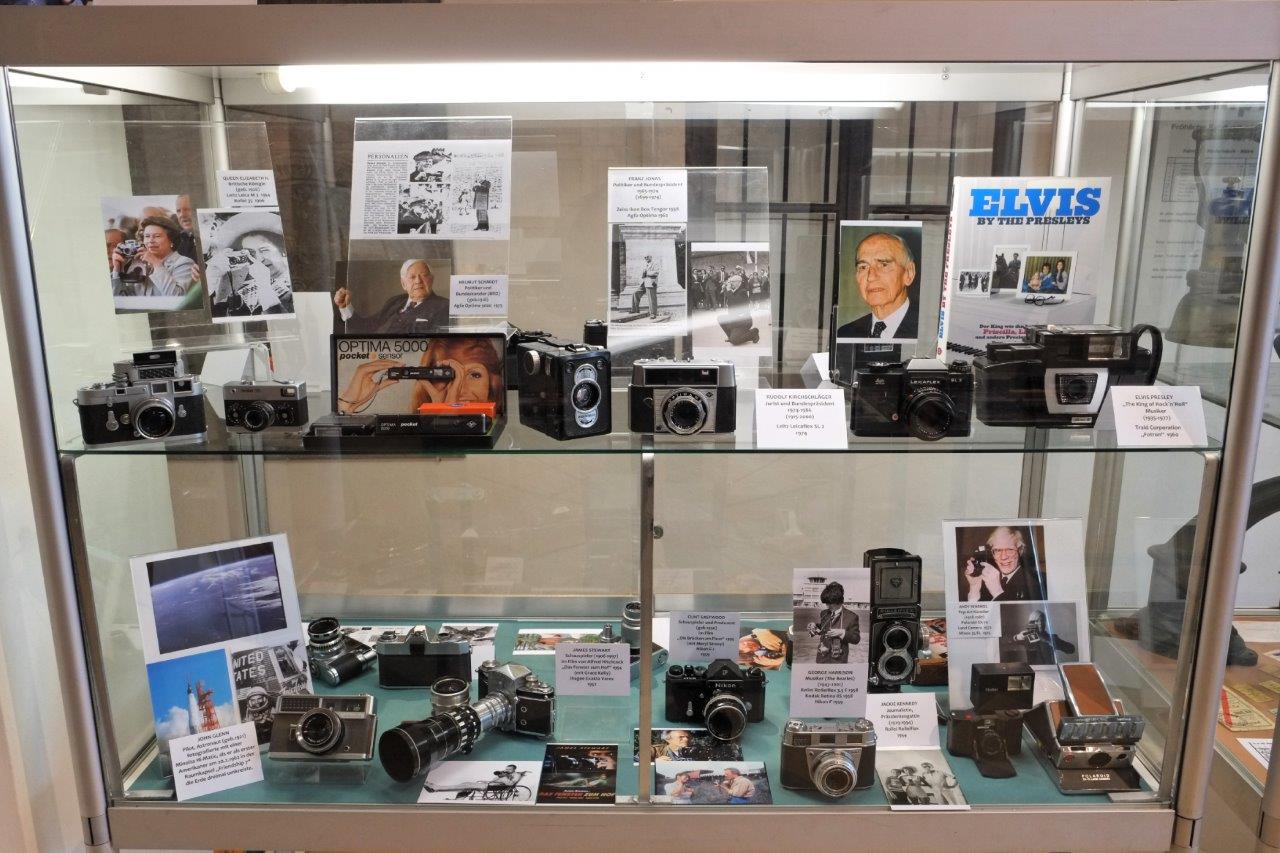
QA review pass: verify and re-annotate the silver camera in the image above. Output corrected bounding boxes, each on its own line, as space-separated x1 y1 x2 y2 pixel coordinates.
779 718 877 798
629 358 737 435
76 350 206 444
306 617 376 687
268 694 378 762
223 379 309 433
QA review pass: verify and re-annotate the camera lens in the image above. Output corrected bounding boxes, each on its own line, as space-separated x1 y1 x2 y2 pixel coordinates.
661 391 708 435
883 624 913 650
977 729 1007 758
904 390 953 442
379 709 471 783
132 398 176 439
703 692 748 741
1061 375 1093 403
295 707 344 755
430 676 470 714
571 379 601 412
811 751 858 798
879 651 913 679
242 401 276 432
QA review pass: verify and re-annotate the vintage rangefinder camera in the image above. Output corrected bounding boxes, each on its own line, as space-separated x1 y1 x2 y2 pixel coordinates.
629 358 737 435
947 707 1024 779
306 617 377 687
779 718 877 798
974 323 1162 428
268 694 378 762
374 626 471 689
224 379 309 433
76 349 207 444
378 661 555 782
665 659 766 741
852 359 973 441
864 548 923 692
971 662 1036 713
517 337 612 440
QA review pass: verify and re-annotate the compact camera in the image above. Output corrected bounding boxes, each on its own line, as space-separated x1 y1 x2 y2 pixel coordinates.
374 626 472 690
779 718 877 798
971 662 1036 713
665 659 766 741
947 708 1024 779
517 337 612 440
852 359 973 441
378 661 556 782
306 617 377 687
223 379 309 433
629 359 737 435
268 694 378 762
864 548 922 692
116 239 146 281
974 324 1163 428
76 349 206 444
599 600 669 680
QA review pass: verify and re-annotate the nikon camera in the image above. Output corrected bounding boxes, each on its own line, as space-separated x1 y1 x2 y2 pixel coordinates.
224 379 309 433
852 359 972 441
517 337 612 439
864 548 922 692
268 694 378 762
779 718 877 798
76 349 206 444
630 359 736 435
665 659 765 741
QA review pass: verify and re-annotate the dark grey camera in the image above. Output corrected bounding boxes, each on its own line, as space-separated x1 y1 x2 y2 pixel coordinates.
224 379 309 433
629 359 737 435
268 694 378 761
779 718 877 798
306 617 377 687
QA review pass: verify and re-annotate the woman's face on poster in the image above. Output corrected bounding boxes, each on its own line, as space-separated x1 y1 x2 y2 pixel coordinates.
141 224 173 257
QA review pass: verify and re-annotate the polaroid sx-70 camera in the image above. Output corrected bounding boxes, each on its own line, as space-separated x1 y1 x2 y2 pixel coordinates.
630 358 737 435
306 618 377 687
76 349 207 444
863 548 922 692
268 694 378 762
374 626 472 690
947 662 1036 779
852 359 973 442
779 718 877 799
974 324 1163 428
665 659 766 741
223 379 309 433
517 336 612 440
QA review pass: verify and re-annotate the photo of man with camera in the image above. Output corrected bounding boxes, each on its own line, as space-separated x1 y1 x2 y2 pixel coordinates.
999 604 1079 666
959 525 1047 603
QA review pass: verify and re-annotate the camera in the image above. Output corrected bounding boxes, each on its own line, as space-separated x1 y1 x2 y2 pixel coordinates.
664 659 766 741
864 548 922 692
974 324 1163 428
116 239 146 281
306 617 377 687
517 337 612 440
946 708 1024 779
583 319 607 348
76 349 206 444
378 661 556 782
629 359 737 435
779 719 876 798
223 379 309 433
374 626 472 690
599 602 670 681
505 326 553 389
971 662 1036 713
852 359 973 441
268 694 378 762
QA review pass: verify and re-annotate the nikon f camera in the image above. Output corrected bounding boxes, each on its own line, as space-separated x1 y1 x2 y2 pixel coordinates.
630 358 736 435
665 659 765 741
864 548 922 692
374 626 471 690
852 359 973 441
76 349 207 444
780 718 877 798
517 337 611 440
224 379 309 433
268 694 378 762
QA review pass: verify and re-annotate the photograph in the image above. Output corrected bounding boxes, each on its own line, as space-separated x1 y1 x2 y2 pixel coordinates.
332 334 504 417
146 648 238 752
451 167 504 235
397 182 446 235
1020 252 1076 298
438 623 498 643
834 220 924 343
333 257 453 335
998 602 1080 666
633 727 746 765
654 761 772 805
688 242 772 354
955 269 991 296
197 208 296 321
229 641 311 744
988 244 1029 294
791 569 871 665
538 744 618 804
737 627 790 671
418 761 541 804
875 749 967 809
513 627 611 654
953 523 1049 604
409 146 450 182
102 193 202 314
608 223 688 335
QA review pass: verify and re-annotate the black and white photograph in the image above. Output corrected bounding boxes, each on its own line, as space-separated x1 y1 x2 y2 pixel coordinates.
396 183 446 235
988 244 1029 294
418 761 541 804
608 223 688 335
834 220 924 343
633 727 746 765
409 147 450 183
875 749 968 809
230 641 310 745
791 569 870 665
688 242 772 355
953 523 1049 604
451 167 504 234
1020 251 1077 299
103 193 203 314
197 208 297 322
654 762 772 805
998 602 1081 666
955 268 991 296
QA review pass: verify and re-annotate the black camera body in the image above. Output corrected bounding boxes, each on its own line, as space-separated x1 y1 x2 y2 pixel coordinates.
224 379 309 433
629 359 737 435
76 349 207 444
375 626 472 689
971 662 1036 713
947 708 1024 778
664 659 765 741
517 338 612 439
864 548 922 692
268 694 378 762
973 324 1163 428
779 718 877 798
852 359 973 441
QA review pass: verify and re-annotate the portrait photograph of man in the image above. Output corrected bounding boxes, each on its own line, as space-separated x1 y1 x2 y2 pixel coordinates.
998 602 1080 666
835 221 924 343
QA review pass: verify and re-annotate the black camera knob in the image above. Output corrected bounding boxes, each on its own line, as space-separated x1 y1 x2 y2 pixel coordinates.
747 666 763 678
668 665 684 677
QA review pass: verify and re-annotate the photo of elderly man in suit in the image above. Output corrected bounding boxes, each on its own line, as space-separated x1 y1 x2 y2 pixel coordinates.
836 225 922 341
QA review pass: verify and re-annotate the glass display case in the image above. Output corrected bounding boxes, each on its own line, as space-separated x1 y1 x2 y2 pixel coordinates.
1 5 1278 853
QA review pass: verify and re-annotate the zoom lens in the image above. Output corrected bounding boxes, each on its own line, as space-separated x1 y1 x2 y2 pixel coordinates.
133 398 176 439
295 707 344 755
811 751 858 798
242 401 276 432
703 692 748 741
379 710 469 783
571 379 601 412
904 389 953 442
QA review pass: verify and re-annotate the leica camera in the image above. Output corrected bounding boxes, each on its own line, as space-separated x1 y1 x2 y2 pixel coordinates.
599 600 669 680
76 349 207 444
115 239 145 282
306 617 377 687
864 548 922 692
378 661 556 782
779 718 877 798
268 694 378 762
947 708 1024 779
971 662 1036 713
974 324 1163 428
665 659 766 741
852 359 973 441
629 358 737 435
223 379 309 433
374 626 472 689
517 337 612 440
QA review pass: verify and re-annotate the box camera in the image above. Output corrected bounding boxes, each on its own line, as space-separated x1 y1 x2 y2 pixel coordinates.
852 359 973 441
268 694 378 762
665 659 766 741
629 359 736 435
971 662 1036 713
76 349 206 444
973 323 1163 428
378 661 555 782
779 718 877 798
517 337 612 440
306 617 377 687
946 708 1024 779
504 326 553 389
864 548 922 692
375 626 472 689
224 379 309 433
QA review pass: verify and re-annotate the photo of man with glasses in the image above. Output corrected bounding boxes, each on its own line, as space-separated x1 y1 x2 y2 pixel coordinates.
957 524 1047 603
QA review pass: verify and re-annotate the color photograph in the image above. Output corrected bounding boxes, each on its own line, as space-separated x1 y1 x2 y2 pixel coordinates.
146 648 237 752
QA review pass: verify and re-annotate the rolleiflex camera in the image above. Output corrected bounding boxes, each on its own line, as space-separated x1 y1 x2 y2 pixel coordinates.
974 324 1163 428
76 349 207 444
947 663 1036 778
378 661 556 783
779 718 877 798
665 659 766 741
517 337 612 440
268 694 378 762
599 600 669 680
306 618 377 687
374 626 471 689
864 548 922 692
223 379 309 433
629 358 736 435
852 359 973 441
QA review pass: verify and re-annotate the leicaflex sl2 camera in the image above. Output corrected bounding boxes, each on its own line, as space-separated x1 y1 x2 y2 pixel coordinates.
974 324 1162 428
517 337 612 440
629 358 737 435
267 694 378 762
306 618 377 687
76 349 207 444
374 626 472 690
864 548 923 692
852 359 973 441
223 379 309 433
665 659 766 741
779 718 877 798
378 661 556 783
